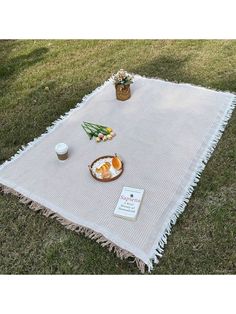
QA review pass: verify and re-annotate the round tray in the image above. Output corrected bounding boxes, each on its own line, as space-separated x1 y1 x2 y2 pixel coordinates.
88 155 124 182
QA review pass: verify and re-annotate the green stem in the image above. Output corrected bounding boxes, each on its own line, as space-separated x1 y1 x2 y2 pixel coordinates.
82 124 94 139
83 122 109 135
84 121 108 132
84 121 107 128
84 125 100 136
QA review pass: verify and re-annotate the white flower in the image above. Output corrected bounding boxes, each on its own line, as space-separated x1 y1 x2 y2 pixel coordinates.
98 133 104 139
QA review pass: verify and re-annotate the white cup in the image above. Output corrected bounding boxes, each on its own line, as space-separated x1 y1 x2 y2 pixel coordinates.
55 143 69 161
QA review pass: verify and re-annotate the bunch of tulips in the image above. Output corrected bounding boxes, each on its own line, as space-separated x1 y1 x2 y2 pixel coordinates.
81 121 116 142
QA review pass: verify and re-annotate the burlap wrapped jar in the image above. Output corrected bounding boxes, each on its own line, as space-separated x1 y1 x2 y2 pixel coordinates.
115 84 131 101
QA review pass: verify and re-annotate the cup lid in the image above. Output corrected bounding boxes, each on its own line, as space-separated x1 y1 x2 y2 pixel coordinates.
55 143 68 154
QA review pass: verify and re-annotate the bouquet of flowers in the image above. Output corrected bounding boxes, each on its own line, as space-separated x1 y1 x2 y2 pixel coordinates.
81 121 116 143
112 69 134 86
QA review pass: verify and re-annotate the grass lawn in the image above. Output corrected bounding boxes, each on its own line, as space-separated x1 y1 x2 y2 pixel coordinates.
0 40 236 274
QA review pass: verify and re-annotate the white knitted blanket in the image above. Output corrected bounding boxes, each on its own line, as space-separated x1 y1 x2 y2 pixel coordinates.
0 75 235 272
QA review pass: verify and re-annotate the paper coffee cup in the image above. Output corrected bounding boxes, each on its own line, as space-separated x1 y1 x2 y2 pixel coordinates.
55 143 69 161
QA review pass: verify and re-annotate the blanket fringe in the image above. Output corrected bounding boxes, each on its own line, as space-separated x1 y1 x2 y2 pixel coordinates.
0 74 235 273
0 182 146 273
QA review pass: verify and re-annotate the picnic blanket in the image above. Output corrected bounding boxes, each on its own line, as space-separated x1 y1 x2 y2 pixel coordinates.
0 75 235 272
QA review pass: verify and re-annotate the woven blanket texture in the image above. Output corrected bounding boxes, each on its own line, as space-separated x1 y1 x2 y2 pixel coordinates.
0 75 235 272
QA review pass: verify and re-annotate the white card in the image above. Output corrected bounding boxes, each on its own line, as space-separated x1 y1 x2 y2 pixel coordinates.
114 187 144 221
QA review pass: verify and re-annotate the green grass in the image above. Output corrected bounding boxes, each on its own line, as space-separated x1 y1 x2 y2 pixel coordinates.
0 40 236 274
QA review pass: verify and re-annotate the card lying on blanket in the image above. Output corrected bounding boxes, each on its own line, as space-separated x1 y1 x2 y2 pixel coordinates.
114 187 144 221
0 75 235 272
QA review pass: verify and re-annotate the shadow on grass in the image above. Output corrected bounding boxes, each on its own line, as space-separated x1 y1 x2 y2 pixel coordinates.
0 40 17 62
130 51 236 93
0 79 97 164
0 47 49 82
130 54 191 82
210 74 236 92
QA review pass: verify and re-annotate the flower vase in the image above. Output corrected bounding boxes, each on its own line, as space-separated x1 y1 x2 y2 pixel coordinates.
115 84 131 101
